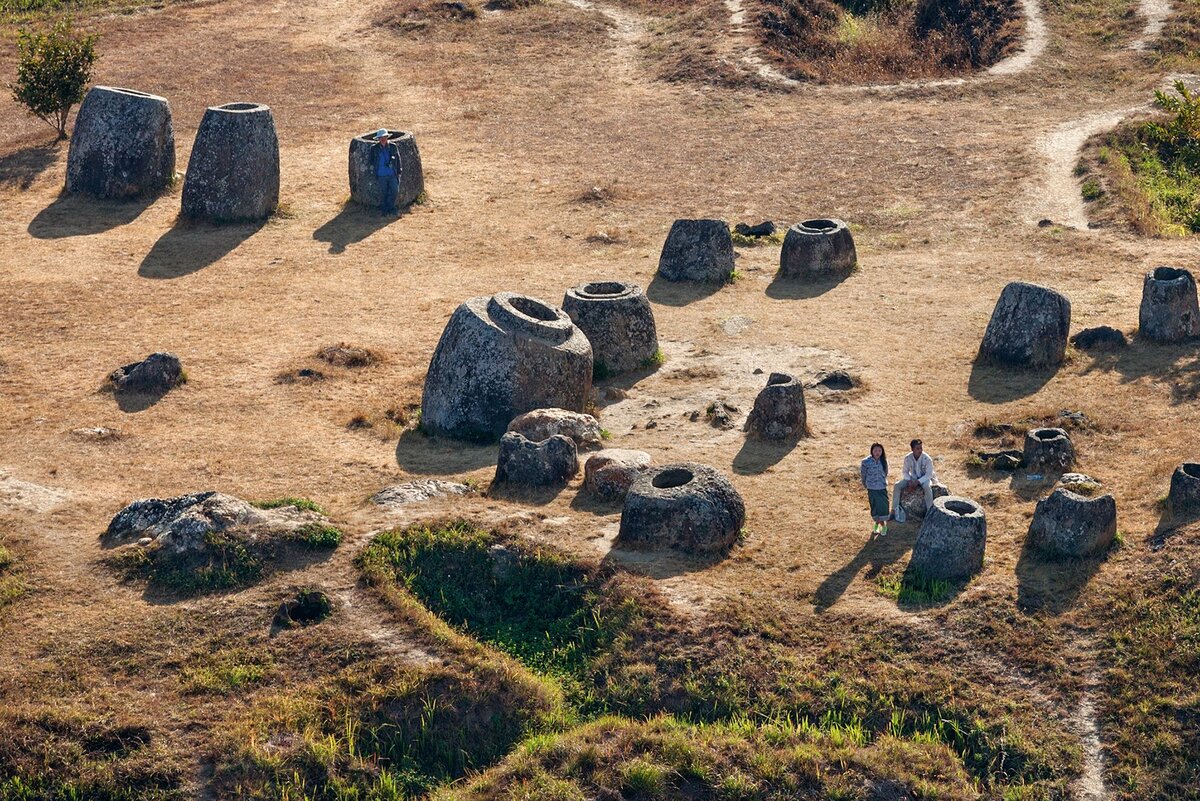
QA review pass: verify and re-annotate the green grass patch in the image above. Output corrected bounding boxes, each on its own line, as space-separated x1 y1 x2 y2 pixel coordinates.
251 496 326 514
288 523 343 548
181 648 272 695
877 568 955 605
640 348 666 370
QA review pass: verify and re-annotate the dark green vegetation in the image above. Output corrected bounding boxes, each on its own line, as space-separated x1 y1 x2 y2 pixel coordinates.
876 566 955 605
9 17 97 137
252 496 327 514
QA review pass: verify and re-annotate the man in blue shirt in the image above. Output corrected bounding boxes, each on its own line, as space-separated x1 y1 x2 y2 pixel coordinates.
372 129 401 215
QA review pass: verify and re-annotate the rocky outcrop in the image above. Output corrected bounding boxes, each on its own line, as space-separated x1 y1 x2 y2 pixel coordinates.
909 496 986 582
1139 266 1200 343
657 219 735 283
561 281 659 376
744 372 808 441
1027 488 1117 557
66 86 175 199
507 408 603 449
1022 427 1075 473
978 282 1071 368
493 432 578 487
583 449 651 501
777 218 857 280
1070 325 1127 351
109 352 183 396
181 102 279 223
348 130 424 209
421 293 593 441
617 463 745 554
371 480 472 508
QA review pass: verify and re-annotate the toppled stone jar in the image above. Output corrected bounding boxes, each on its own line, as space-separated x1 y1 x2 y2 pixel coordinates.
908 496 987 582
561 281 659 376
657 219 735 283
348 129 424 210
744 372 808 441
1022 427 1075 473
778 218 857 280
1139 266 1200 343
584 449 651 501
493 432 578 487
617 463 745 554
66 86 175 199
978 281 1071 368
181 102 280 223
421 292 593 441
1027 488 1117 557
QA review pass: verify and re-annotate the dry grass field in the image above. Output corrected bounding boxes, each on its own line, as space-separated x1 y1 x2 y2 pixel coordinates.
1 0 1199 798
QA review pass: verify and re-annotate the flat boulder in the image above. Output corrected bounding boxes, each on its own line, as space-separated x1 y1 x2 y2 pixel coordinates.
494 432 578 487
584 449 651 501
507 408 603 449
1027 488 1117 557
657 219 734 284
109 352 183 396
371 480 472 508
978 282 1071 368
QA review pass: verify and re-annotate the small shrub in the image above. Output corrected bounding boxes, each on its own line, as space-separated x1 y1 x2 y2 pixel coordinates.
1081 178 1103 201
640 348 666 369
9 18 98 139
727 269 743 283
251 496 325 514
289 523 343 549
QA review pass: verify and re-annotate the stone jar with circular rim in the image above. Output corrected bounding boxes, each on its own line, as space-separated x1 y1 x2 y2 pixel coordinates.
656 219 735 283
421 292 592 441
493 432 578 487
908 496 987 582
348 129 424 210
617 462 745 554
1027 487 1117 558
899 481 950 521
978 281 1071 368
744 372 809 441
66 86 176 199
561 280 659 376
181 102 279 223
1139 266 1200 343
778 218 857 280
1022 427 1075 473
1167 462 1200 521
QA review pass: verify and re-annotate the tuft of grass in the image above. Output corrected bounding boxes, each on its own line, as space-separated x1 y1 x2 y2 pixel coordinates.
877 569 955 605
640 348 666 370
0 544 22 610
729 229 785 247
289 523 343 549
1081 178 1103 201
251 496 326 514
181 648 272 695
727 269 743 283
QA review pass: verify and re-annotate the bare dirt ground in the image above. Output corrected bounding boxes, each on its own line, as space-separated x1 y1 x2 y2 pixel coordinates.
1 0 1199 795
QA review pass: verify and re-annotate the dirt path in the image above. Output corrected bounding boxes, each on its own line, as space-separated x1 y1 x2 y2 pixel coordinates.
1073 682 1110 801
1132 0 1172 51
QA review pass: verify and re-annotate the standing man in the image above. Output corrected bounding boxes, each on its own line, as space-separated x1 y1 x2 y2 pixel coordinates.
373 129 401 215
892 438 936 523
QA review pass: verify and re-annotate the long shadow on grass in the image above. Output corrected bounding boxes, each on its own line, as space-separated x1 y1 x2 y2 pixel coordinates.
1080 338 1200 403
813 521 918 611
764 271 849 300
732 436 799 475
395 428 497 474
29 192 155 239
312 201 403 254
967 359 1057 404
646 274 725 307
1014 533 1104 614
0 140 59 191
139 218 263 279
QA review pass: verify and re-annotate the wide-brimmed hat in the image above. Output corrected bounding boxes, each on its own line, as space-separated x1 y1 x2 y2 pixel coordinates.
375 128 389 139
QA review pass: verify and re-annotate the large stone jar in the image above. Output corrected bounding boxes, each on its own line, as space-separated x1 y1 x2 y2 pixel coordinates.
348 129 424 210
181 102 280 223
978 281 1071 368
617 463 745 554
1167 462 1200 521
657 219 735 283
1139 266 1200 343
909 496 987 582
778 218 857 280
561 281 659 377
744 372 808 440
1027 488 1117 557
66 86 175 199
1023 427 1075 473
421 292 593 441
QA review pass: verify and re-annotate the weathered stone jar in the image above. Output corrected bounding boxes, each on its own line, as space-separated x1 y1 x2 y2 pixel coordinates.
1023 427 1075 473
348 129 424 209
778 218 857 280
585 449 651 501
66 86 175 199
421 292 593 441
618 463 745 554
744 372 808 440
181 102 279 223
909 496 987 582
978 281 1071 368
900 481 950 521
1027 488 1117 557
1167 462 1200 521
1139 266 1200 343
561 281 659 376
493 432 578 487
657 219 735 283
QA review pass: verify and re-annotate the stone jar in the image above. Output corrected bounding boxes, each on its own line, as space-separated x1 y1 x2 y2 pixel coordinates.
181 102 280 223
421 292 593 441
561 281 659 376
1139 266 1200 343
657 219 735 283
618 463 745 554
1027 488 1117 557
778 218 857 280
899 481 950 521
348 129 424 209
978 281 1071 368
1167 463 1200 521
1023 427 1075 473
66 86 175 199
584 449 652 502
493 432 578 487
744 372 808 440
909 496 987 582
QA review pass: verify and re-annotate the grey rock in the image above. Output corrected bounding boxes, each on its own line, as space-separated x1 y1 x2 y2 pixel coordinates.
617 463 745 554
348 129 424 210
899 481 950 521
1023 427 1075 473
109 352 182 395
72 426 121 441
909 496 987 581
1027 488 1117 557
708 402 737 430
584 449 651 501
371 480 471 507
810 369 857 392
421 292 593 441
1139 266 1200 343
507 408 603 449
181 102 279 223
494 432 578 487
1059 473 1102 493
778 218 857 280
657 219 734 283
1071 325 1127 351
66 86 175 199
977 449 1023 471
1167 462 1200 521
745 372 808 441
103 491 324 555
978 281 1071 368
734 220 776 237
561 281 659 376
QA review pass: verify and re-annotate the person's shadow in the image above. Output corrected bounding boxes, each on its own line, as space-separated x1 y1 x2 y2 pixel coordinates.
139 217 264 279
312 201 402 254
813 522 918 611
29 191 156 239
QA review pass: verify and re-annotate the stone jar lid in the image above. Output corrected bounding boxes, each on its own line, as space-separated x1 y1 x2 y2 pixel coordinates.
486 292 576 345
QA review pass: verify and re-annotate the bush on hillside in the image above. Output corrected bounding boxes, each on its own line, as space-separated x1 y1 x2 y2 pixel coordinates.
9 18 98 139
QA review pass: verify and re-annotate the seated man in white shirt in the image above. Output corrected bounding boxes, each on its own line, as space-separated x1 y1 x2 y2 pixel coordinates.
892 438 936 523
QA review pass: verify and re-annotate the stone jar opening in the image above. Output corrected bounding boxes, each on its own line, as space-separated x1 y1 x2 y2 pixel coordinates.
801 219 839 232
943 500 978 516
1152 266 1189 283
653 468 695 489
218 102 265 112
767 373 794 387
579 281 632 298
1183 463 1200 479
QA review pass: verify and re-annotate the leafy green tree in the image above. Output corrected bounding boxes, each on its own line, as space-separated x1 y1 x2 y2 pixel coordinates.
1147 79 1200 171
9 18 98 139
